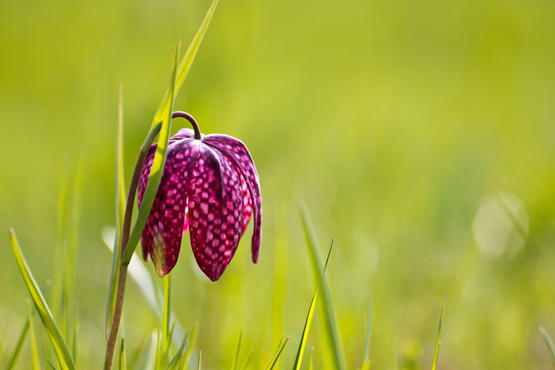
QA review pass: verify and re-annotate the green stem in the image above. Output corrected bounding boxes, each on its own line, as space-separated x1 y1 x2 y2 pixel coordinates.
103 123 161 370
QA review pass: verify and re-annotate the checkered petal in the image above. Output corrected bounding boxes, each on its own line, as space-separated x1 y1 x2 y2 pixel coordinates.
187 144 244 281
203 135 262 262
137 138 198 276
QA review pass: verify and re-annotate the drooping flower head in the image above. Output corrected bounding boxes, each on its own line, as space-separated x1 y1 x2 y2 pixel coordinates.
137 111 261 281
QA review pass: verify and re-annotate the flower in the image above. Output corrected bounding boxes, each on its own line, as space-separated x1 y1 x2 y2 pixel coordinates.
137 111 262 281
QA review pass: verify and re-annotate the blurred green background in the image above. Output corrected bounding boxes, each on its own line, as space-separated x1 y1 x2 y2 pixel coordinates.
1 0 554 368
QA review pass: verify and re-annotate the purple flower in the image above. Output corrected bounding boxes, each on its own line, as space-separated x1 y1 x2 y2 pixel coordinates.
137 112 262 281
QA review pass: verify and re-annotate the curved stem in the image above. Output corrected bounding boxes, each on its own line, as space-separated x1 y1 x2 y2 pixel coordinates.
104 123 161 370
172 111 202 140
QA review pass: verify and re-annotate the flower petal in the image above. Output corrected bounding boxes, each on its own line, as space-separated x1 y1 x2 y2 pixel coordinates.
203 135 262 262
240 175 252 234
137 138 197 276
169 128 195 143
187 144 244 281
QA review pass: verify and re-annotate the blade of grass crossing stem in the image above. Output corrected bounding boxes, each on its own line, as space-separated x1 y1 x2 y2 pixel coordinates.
168 334 189 369
361 296 372 370
9 230 75 369
432 296 447 370
265 336 289 370
123 42 179 264
106 84 127 336
6 320 29 370
119 339 127 370
151 0 219 130
182 323 198 370
298 202 347 370
232 330 243 370
293 239 334 370
28 302 41 370
539 326 555 361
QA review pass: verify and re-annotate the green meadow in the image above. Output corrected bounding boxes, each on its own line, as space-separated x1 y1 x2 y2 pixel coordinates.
1 0 554 368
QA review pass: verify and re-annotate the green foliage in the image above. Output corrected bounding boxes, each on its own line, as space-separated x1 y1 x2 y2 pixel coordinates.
28 302 41 370
265 336 289 370
293 239 334 370
1 0 554 368
432 296 447 370
9 230 75 369
5 320 29 370
539 327 555 362
298 202 347 369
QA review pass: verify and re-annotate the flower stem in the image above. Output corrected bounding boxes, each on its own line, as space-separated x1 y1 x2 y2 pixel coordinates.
172 111 202 140
104 123 161 370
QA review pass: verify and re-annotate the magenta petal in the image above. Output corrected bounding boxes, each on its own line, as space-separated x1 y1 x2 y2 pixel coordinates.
137 139 197 276
203 135 262 262
187 144 244 281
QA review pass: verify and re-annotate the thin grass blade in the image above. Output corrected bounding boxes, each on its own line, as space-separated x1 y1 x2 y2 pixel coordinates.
123 42 179 264
63 162 82 354
265 336 289 370
298 202 347 370
101 229 185 346
361 296 372 370
432 295 447 370
50 178 69 319
119 339 127 370
239 348 253 370
9 229 76 370
232 330 243 370
5 320 29 370
539 326 555 362
159 275 172 368
28 302 41 370
197 350 202 370
168 333 189 370
182 323 198 370
293 239 334 370
106 84 127 336
151 0 219 130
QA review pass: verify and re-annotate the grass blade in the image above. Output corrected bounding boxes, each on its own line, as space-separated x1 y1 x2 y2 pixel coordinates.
265 336 289 370
239 348 253 370
232 330 243 370
101 229 185 346
361 296 372 370
159 275 172 367
151 0 219 130
293 239 334 370
197 350 202 370
5 320 29 370
298 202 347 370
119 339 127 370
9 229 76 370
182 323 198 370
539 326 555 362
168 333 189 369
28 302 41 370
123 41 179 266
106 84 127 336
431 295 447 370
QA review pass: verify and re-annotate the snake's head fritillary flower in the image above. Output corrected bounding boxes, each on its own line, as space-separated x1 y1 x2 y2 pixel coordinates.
137 112 262 281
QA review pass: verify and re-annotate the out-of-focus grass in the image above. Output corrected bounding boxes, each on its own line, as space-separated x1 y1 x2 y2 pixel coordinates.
1 0 555 368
